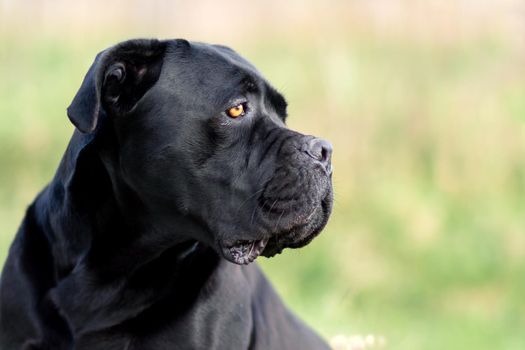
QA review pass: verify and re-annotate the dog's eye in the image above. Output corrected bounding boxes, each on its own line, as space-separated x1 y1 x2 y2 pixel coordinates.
226 103 246 118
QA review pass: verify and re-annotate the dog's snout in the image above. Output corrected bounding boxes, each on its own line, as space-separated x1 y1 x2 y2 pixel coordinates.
305 138 333 172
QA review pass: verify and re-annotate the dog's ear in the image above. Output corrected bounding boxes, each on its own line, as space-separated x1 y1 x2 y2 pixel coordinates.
67 51 104 133
67 39 166 133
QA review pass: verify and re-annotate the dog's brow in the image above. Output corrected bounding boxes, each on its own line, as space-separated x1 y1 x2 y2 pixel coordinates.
217 75 259 108
241 76 259 93
265 84 288 121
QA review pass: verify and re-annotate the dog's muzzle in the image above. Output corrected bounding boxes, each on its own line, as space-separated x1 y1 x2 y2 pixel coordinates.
219 136 333 265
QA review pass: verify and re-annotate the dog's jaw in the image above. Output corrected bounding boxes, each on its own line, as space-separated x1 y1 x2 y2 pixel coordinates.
217 191 332 265
219 238 270 265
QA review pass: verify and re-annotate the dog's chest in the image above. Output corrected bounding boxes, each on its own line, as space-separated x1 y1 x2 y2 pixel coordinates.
75 264 255 350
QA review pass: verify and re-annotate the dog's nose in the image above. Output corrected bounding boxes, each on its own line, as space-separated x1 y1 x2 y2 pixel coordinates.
304 137 333 173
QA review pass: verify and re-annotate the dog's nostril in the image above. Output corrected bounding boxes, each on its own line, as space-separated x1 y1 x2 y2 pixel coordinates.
321 147 329 163
305 138 333 171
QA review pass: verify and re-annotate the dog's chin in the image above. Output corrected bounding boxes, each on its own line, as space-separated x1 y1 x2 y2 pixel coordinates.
219 195 332 265
219 238 270 265
261 196 331 258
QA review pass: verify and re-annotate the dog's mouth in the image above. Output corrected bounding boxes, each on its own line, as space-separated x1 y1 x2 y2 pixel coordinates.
218 195 332 265
219 229 316 265
220 238 270 265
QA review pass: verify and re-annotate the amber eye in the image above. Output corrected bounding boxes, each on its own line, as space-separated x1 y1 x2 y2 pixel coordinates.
226 103 246 118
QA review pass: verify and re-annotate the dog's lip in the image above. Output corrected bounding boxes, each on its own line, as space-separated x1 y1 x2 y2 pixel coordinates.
261 195 331 257
219 190 332 264
219 238 270 265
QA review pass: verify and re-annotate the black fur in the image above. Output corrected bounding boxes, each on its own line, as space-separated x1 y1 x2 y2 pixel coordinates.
0 39 333 350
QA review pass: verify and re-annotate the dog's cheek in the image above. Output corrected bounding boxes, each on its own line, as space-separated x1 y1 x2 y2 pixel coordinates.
116 146 176 199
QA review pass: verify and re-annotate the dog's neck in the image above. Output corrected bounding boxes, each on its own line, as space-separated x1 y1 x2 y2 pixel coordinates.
38 127 202 273
31 128 220 336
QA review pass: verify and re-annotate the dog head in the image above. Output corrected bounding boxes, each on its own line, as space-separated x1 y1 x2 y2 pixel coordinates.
67 39 333 265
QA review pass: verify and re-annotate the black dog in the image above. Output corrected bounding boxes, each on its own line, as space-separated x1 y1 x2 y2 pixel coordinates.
0 39 333 350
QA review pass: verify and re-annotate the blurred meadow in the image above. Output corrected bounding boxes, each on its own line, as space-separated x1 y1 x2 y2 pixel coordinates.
1 0 525 348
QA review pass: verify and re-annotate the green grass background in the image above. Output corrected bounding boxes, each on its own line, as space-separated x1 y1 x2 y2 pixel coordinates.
1 1 525 349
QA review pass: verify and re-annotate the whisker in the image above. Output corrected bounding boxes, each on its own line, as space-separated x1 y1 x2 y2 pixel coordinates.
305 202 321 222
252 199 267 225
267 199 278 213
274 209 286 231
236 187 265 214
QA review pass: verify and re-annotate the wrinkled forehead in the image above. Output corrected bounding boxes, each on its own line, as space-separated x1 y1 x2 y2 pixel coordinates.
209 43 261 74
151 40 287 120
161 41 257 89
